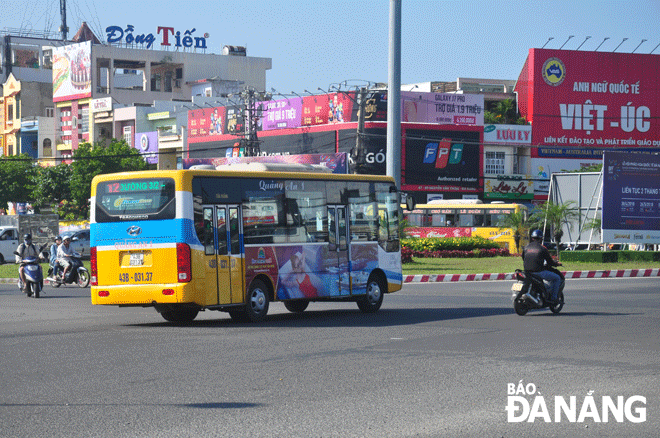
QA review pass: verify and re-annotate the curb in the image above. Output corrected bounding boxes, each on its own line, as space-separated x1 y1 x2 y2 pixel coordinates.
403 268 660 283
3 269 659 285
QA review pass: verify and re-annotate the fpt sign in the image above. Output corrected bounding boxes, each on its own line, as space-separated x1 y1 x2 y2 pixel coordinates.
402 126 482 193
423 140 463 169
106 25 209 50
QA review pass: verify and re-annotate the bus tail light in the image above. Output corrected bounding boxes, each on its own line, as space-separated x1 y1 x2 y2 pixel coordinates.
90 247 98 286
162 289 175 295
176 243 192 282
98 290 109 297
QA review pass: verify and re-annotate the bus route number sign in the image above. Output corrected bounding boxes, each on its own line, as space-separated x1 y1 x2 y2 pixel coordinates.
105 180 166 193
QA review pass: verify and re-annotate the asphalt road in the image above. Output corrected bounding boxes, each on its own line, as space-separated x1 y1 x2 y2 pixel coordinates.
0 277 658 438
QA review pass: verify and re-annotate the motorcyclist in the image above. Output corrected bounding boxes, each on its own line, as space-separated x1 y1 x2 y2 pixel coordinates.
522 229 562 303
57 236 76 281
49 235 63 279
16 234 43 293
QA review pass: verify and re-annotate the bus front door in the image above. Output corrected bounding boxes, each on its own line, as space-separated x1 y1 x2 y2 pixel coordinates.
328 206 350 295
216 205 244 305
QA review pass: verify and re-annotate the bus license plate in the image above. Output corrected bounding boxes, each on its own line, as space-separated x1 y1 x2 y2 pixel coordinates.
130 252 144 266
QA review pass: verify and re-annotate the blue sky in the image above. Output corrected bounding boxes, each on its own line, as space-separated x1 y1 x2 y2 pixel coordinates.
3 0 658 95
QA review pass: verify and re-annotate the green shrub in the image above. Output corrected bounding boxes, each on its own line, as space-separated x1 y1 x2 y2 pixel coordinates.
402 237 500 252
616 251 660 262
559 251 618 263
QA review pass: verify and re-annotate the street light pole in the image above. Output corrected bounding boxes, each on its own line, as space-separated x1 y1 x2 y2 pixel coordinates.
387 0 402 189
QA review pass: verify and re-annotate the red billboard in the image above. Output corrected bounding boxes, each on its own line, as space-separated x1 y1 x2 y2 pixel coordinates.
515 49 660 156
187 107 228 142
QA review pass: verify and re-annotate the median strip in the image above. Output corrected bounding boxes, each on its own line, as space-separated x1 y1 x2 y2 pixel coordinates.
403 268 660 283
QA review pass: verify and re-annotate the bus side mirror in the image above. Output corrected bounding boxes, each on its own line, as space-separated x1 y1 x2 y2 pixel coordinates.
405 195 416 211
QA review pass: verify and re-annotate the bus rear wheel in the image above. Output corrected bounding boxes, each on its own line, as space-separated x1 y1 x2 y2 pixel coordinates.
157 305 199 323
284 300 309 313
245 279 269 322
357 274 385 313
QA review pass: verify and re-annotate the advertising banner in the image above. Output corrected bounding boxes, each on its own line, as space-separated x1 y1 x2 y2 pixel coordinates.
187 107 228 142
182 153 347 174
363 91 389 122
224 106 245 136
134 131 158 164
52 41 92 103
483 124 531 144
90 97 112 113
401 91 484 125
602 151 660 244
262 98 303 131
484 176 534 200
302 92 357 126
402 127 482 193
519 49 660 156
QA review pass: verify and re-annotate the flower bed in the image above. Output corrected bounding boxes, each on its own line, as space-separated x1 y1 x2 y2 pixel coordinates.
401 237 508 263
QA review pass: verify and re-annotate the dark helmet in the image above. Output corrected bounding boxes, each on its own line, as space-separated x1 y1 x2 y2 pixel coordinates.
530 229 543 240
55 235 62 241
23 233 32 241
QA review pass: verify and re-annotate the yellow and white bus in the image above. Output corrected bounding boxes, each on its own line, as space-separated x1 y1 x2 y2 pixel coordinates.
90 167 402 322
402 201 529 251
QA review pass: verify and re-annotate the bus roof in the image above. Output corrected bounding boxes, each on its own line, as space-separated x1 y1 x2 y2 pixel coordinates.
90 169 396 195
409 202 524 209
213 162 333 173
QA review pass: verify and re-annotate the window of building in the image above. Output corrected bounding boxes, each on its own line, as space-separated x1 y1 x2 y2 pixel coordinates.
42 50 53 69
81 106 89 133
45 107 54 117
123 126 132 146
43 138 52 157
485 151 505 175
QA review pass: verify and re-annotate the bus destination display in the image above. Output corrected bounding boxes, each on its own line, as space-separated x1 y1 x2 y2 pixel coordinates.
103 179 170 194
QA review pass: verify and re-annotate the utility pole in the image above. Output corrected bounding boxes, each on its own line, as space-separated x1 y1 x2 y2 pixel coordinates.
59 0 69 41
351 87 368 174
240 88 261 156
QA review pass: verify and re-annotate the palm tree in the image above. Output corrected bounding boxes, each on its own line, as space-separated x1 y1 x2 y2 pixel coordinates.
529 200 580 258
583 216 602 250
496 209 528 253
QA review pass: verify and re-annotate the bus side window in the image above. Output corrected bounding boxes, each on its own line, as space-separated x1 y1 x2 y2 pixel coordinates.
430 213 445 227
217 207 227 255
202 207 215 255
229 207 240 255
328 207 336 250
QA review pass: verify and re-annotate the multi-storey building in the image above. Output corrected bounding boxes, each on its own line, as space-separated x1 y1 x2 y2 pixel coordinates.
1 31 66 159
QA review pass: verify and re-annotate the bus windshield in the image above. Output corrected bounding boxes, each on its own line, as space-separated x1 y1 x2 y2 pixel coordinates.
95 178 176 222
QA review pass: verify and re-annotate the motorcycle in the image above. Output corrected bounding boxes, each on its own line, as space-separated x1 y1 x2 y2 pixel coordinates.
47 253 90 288
17 255 45 298
511 267 565 316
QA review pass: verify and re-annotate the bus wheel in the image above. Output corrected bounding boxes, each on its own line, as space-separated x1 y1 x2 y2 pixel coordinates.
357 274 385 313
158 306 199 323
246 279 269 322
284 300 309 313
